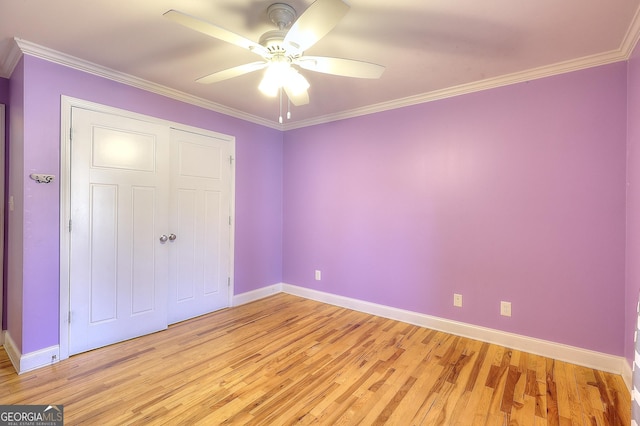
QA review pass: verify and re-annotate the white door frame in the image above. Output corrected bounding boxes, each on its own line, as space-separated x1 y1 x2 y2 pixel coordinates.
59 96 235 360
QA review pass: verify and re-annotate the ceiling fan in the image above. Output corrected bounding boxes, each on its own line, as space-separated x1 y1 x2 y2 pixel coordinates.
163 0 385 111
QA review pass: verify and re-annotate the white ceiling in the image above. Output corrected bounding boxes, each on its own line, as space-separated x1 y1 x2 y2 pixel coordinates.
1 0 639 129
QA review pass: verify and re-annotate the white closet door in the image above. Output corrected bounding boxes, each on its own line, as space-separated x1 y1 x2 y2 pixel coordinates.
168 128 232 324
69 107 170 355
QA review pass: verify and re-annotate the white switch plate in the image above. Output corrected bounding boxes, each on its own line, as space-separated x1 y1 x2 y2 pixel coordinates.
315 270 321 281
500 301 512 317
453 293 462 307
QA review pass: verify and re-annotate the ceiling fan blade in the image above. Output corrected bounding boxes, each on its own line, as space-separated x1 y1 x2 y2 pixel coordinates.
283 0 350 53
295 56 385 79
164 10 269 57
196 61 268 84
284 86 310 106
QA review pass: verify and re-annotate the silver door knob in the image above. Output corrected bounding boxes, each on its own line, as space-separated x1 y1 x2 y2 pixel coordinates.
169 233 177 241
159 234 168 243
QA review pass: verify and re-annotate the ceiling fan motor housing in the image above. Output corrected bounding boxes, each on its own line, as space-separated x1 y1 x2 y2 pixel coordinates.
267 3 296 29
261 4 300 59
259 30 290 56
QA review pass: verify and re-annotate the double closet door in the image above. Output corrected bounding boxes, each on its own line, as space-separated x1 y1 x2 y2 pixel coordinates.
68 107 232 356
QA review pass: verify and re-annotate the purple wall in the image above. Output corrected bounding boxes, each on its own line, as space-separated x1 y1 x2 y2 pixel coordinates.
283 63 627 355
6 52 633 359
10 55 283 354
626 42 640 365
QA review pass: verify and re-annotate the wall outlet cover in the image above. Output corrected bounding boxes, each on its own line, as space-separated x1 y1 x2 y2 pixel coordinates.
453 293 463 307
500 301 512 317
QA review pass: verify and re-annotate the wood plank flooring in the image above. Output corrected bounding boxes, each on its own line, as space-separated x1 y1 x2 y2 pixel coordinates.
0 294 631 425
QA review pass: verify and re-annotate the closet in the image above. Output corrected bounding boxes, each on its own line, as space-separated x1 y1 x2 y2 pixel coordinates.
63 101 233 355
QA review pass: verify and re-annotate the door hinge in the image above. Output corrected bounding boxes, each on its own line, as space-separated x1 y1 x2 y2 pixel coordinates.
228 277 231 287
69 127 73 141
229 156 234 165
68 311 72 323
68 219 72 232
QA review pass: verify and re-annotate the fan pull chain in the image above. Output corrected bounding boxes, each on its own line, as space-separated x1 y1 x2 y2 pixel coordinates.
278 88 283 124
287 97 291 120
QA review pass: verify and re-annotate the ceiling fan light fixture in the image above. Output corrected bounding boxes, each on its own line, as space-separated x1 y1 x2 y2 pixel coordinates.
259 61 290 97
259 61 309 98
287 69 310 95
258 81 279 97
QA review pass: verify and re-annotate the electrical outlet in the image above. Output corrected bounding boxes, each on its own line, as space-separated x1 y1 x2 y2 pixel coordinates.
500 301 512 317
453 293 463 307
315 270 321 281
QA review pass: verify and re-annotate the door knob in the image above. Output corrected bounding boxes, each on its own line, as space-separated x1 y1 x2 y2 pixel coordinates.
169 233 177 241
159 234 168 243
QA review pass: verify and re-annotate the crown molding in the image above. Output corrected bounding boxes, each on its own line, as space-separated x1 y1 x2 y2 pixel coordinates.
12 38 282 130
0 39 24 78
283 48 630 130
6 17 640 133
284 9 640 130
621 3 640 58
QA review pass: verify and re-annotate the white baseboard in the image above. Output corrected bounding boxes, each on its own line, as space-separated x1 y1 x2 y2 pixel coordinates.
274 283 627 378
232 283 282 306
3 332 60 374
3 332 19 370
6 283 628 380
623 357 633 392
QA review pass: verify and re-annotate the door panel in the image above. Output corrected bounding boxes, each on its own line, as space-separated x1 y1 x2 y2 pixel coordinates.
69 108 170 355
131 186 158 314
168 129 231 324
91 127 157 171
89 183 117 323
203 190 223 295
176 189 196 302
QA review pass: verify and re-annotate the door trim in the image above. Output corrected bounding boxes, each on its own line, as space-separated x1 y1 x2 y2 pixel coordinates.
59 96 236 360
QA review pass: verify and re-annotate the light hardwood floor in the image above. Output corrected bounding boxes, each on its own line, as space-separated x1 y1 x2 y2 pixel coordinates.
0 294 631 425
